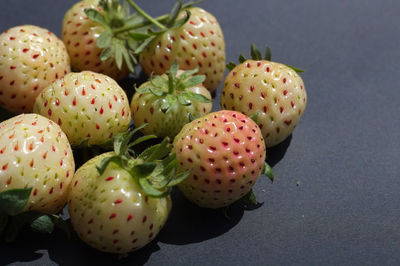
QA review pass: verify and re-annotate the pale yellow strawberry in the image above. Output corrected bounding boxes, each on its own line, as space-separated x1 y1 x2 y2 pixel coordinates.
0 114 75 214
0 25 70 114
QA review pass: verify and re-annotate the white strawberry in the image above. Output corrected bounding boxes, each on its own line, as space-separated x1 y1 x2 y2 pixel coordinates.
33 71 131 147
0 114 75 214
0 25 70 114
68 127 189 253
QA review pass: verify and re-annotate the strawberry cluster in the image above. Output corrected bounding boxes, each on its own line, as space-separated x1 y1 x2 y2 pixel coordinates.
0 0 306 256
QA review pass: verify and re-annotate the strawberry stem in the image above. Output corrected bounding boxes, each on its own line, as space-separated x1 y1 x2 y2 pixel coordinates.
126 0 167 31
113 14 169 35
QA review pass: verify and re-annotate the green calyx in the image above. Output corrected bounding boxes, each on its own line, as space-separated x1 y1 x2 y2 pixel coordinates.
96 124 190 197
0 188 70 242
85 0 201 73
226 43 305 73
135 61 211 113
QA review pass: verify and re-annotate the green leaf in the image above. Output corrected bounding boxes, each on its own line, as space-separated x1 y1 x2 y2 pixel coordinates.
96 155 123 175
30 215 54 234
0 212 8 235
238 54 247 63
226 62 236 71
0 188 32 216
99 46 113 62
84 8 109 28
97 29 113 49
250 44 262 60
285 64 305 73
262 162 274 182
264 44 272 61
177 94 191 106
183 75 206 88
184 91 212 103
131 162 157 178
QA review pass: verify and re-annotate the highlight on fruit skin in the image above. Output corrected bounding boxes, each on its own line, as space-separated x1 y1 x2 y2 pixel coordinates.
0 113 75 214
222 44 307 148
131 61 212 140
33 71 132 147
68 126 189 254
173 110 272 209
0 25 70 114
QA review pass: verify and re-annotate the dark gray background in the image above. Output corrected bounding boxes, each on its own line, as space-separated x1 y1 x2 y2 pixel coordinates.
1 0 400 265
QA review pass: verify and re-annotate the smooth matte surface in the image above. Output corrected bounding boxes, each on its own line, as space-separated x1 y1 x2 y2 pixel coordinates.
1 0 400 265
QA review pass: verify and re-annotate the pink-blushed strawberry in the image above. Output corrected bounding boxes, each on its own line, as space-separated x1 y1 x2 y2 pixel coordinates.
68 127 189 253
138 6 226 92
0 25 70 114
173 110 272 209
221 44 307 147
131 61 212 139
0 114 75 214
33 71 131 147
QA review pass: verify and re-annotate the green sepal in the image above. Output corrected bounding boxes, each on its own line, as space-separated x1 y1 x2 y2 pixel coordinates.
114 39 124 70
0 188 32 216
166 0 183 28
49 214 71 239
30 215 54 234
250 43 262 60
226 62 237 71
84 8 109 28
169 61 179 79
167 169 191 187
131 162 157 178
134 35 157 54
241 189 263 210
178 67 199 81
188 113 196 122
262 162 274 182
182 0 203 8
96 155 123 175
285 64 305 73
99 46 113 62
138 177 171 198
177 94 191 106
184 91 211 103
238 54 247 64
264 44 272 61
128 135 157 149
97 29 113 49
250 111 259 124
183 74 206 88
138 138 171 162
170 10 191 29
